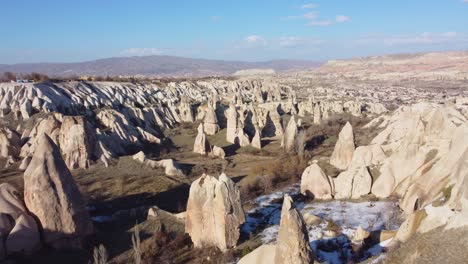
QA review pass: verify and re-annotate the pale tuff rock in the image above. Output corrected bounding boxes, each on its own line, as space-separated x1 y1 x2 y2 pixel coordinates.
264 106 284 137
448 141 468 213
350 145 386 167
20 100 33 119
237 244 276 264
211 145 226 159
236 128 251 147
251 127 262 149
392 210 427 243
24 134 93 249
185 173 245 251
225 103 238 143
281 116 298 153
334 166 373 199
59 116 95 169
313 104 322 125
352 226 370 242
417 205 455 234
5 213 40 255
19 156 32 171
193 124 211 155
367 103 388 115
371 103 467 200
345 101 362 117
20 114 62 158
203 106 220 135
274 194 314 264
132 151 184 176
147 206 185 223
154 159 184 177
303 213 322 226
0 183 26 219
399 123 468 213
178 98 195 123
322 109 330 120
300 163 333 199
0 183 41 257
329 122 355 170
0 127 21 158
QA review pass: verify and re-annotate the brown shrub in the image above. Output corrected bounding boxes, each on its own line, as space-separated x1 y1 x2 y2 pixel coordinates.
242 155 308 200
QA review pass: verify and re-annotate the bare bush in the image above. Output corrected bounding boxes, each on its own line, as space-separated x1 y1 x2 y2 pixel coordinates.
132 223 142 264
92 244 109 264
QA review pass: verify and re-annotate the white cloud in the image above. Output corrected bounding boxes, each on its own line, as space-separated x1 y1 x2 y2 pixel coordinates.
301 3 317 9
279 37 304 47
211 15 221 21
336 15 350 23
303 11 319 20
281 11 318 20
120 48 165 56
245 35 264 43
307 20 332 27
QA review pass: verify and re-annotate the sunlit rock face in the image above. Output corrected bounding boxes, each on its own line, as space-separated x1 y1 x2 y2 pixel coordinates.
193 124 210 155
274 194 315 264
329 122 355 170
24 134 93 249
185 173 245 251
300 162 333 199
0 183 41 257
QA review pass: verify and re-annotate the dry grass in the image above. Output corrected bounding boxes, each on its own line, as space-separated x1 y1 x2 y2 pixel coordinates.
240 155 308 200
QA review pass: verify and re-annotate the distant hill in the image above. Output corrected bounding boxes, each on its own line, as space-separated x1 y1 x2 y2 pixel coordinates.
0 55 321 77
314 50 468 80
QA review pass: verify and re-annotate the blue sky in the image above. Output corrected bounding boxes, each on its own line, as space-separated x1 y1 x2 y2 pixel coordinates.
1 0 468 63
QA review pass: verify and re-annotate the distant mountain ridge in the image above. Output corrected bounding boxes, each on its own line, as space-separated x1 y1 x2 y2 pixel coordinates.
0 55 321 77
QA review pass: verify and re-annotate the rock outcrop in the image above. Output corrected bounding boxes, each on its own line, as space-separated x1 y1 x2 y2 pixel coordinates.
211 145 226 159
251 128 262 149
203 107 220 135
238 245 276 264
0 127 21 158
281 116 298 153
300 162 333 199
193 124 211 155
330 122 355 170
274 194 314 264
334 166 373 199
58 116 95 169
23 134 93 249
0 183 41 257
226 103 238 143
132 151 184 176
185 173 245 251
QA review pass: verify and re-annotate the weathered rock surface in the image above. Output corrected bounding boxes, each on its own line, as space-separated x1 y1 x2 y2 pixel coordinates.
238 245 276 264
211 145 226 159
58 116 95 169
274 194 314 264
193 124 210 155
300 163 333 199
132 151 184 176
203 107 220 135
0 127 21 158
329 122 355 170
281 116 298 153
24 134 93 249
185 173 245 251
225 103 238 143
334 166 373 199
0 183 41 257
